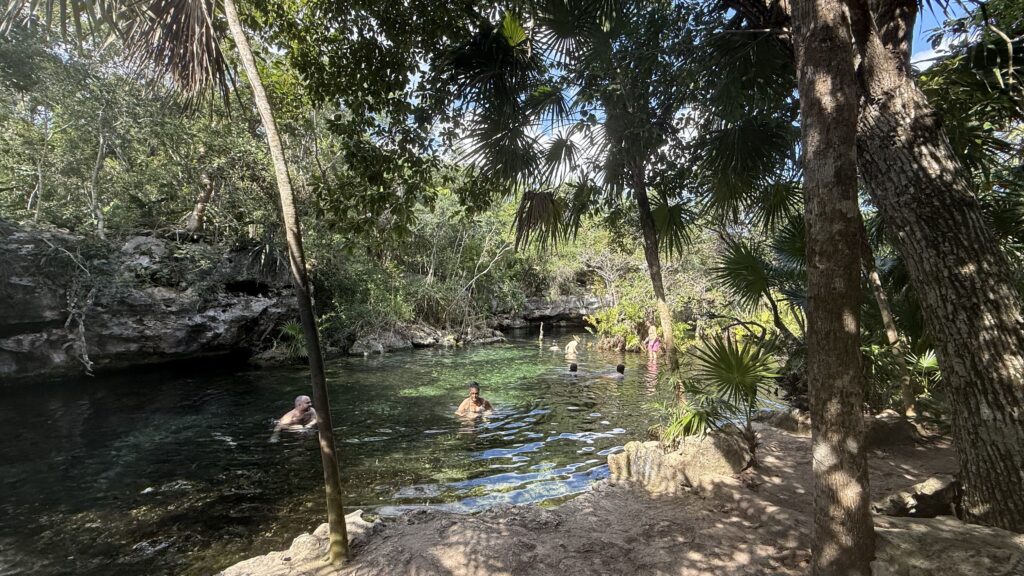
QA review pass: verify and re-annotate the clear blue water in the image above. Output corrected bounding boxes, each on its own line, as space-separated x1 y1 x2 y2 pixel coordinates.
0 328 668 575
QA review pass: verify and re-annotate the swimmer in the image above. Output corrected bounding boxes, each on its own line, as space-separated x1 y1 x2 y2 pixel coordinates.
269 395 317 442
456 382 493 415
603 364 625 380
569 363 578 376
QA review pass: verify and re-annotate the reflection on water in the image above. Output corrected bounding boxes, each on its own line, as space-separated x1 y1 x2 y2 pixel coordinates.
0 328 670 575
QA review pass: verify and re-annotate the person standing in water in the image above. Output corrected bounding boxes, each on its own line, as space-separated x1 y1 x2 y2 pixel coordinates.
564 336 580 359
643 325 661 357
456 382 493 415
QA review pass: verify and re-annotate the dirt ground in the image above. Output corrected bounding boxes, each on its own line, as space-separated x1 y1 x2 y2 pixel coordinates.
220 425 957 576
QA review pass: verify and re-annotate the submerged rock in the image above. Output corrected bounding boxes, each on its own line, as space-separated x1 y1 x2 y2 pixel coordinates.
872 515 1024 576
609 428 753 494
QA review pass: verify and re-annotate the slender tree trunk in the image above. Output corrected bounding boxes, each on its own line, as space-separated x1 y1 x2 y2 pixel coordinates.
185 171 215 235
858 215 914 415
222 0 351 563
32 113 48 222
849 0 1024 531
632 167 679 375
88 110 107 240
793 0 874 573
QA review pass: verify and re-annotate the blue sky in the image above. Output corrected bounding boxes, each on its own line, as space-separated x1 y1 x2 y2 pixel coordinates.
911 3 969 68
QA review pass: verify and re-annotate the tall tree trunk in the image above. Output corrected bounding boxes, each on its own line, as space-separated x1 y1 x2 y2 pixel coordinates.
633 167 679 375
185 171 215 235
849 0 1024 531
88 111 107 240
222 0 351 563
793 0 874 573
858 215 914 415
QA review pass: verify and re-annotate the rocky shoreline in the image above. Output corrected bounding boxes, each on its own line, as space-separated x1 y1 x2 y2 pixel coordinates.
0 220 613 382
218 420 1022 576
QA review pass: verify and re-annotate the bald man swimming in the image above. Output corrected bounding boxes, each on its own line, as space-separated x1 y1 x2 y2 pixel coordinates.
270 395 317 442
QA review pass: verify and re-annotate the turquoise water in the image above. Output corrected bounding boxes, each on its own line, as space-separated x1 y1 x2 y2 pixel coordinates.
0 329 668 575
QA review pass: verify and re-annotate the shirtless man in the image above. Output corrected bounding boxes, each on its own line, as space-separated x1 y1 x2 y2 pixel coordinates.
270 395 317 441
455 382 493 415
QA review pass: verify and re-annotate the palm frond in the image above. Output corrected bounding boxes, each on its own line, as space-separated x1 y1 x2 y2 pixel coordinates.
513 188 567 249
689 333 779 410
651 194 695 258
694 116 796 222
770 214 806 273
2 0 231 101
123 0 231 101
711 238 773 310
752 180 802 231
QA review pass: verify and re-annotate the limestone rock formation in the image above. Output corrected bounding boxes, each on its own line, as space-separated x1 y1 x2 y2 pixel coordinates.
751 408 812 435
0 220 295 381
347 324 505 356
872 515 1024 576
608 429 753 494
217 511 379 576
873 475 962 518
865 410 919 449
489 294 614 329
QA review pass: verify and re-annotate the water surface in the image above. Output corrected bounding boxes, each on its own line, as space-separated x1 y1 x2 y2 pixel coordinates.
0 329 667 575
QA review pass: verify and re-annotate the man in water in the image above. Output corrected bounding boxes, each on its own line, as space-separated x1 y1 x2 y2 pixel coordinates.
569 363 579 376
270 395 317 442
456 382 493 415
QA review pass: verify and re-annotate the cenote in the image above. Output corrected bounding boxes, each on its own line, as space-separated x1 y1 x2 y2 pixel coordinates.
0 329 669 575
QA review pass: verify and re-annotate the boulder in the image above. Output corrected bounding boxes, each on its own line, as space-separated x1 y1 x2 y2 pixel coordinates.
463 326 506 345
865 410 919 449
218 510 379 576
349 332 413 355
751 408 811 435
121 236 169 271
609 429 753 494
872 515 1024 576
873 475 962 518
407 324 441 347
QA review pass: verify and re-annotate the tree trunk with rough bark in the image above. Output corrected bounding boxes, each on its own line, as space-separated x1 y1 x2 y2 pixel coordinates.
223 0 351 563
858 215 914 416
633 167 679 375
793 0 875 573
849 0 1024 531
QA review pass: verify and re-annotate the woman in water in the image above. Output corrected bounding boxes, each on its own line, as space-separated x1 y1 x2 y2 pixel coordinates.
643 325 661 357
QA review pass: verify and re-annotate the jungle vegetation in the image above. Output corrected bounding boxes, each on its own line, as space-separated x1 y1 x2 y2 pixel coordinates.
1 0 1022 571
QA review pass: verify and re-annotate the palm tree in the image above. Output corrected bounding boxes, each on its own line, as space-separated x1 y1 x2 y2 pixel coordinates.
439 0 701 372
1 0 352 563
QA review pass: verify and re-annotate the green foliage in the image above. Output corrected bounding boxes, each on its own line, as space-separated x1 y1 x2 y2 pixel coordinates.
276 320 308 359
652 335 779 444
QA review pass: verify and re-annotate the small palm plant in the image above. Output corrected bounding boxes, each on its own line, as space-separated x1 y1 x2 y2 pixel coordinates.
276 320 308 360
653 334 779 453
